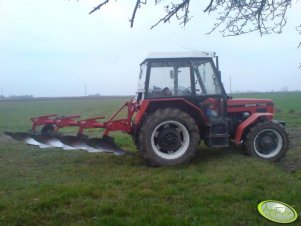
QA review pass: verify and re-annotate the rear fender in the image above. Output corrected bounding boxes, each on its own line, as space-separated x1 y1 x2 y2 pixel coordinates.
133 98 208 144
234 112 273 145
134 98 208 125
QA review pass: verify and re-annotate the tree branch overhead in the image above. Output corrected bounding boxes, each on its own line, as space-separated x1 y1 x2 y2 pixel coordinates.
89 0 298 37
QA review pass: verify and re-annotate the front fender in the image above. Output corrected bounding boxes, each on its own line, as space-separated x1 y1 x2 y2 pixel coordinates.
234 113 273 145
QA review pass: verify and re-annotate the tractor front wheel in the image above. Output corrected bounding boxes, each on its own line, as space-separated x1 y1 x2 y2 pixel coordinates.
245 121 289 161
138 108 200 166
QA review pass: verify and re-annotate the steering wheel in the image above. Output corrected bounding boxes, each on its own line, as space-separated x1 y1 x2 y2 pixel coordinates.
179 86 191 96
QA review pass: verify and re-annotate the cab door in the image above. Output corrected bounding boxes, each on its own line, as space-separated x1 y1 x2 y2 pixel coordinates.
190 59 228 125
190 59 229 146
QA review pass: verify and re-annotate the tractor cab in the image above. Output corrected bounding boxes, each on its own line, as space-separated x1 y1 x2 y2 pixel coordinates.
137 52 228 124
138 51 225 99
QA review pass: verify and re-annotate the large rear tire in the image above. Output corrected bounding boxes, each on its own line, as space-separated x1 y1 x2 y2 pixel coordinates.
138 108 200 166
245 121 289 162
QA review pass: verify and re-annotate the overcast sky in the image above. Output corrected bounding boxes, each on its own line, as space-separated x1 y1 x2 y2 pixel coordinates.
0 0 300 97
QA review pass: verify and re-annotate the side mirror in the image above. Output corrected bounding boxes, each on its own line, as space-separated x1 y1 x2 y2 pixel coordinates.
169 70 174 79
217 70 221 82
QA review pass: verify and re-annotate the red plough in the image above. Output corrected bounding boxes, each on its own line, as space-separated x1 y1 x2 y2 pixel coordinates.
5 101 137 155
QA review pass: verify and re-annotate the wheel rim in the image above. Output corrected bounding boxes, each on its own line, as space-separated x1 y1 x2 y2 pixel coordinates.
151 120 190 160
253 129 283 158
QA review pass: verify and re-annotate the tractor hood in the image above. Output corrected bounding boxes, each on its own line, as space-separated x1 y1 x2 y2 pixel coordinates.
227 98 274 114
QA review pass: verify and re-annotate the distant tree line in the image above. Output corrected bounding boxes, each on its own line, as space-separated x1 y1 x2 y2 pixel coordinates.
0 95 34 100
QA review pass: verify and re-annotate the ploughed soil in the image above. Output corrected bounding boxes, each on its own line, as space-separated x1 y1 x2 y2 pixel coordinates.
0 134 14 143
277 128 301 172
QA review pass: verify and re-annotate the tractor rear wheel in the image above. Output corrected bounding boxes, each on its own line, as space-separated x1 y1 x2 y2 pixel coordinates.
245 121 289 161
138 108 200 166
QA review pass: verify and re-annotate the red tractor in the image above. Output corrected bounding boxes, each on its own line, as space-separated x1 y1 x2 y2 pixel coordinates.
5 52 289 166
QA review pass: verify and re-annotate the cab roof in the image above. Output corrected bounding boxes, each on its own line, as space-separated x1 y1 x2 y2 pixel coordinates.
145 51 216 60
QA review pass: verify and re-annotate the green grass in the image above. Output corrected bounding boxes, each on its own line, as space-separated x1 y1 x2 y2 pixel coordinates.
232 92 301 112
0 94 301 226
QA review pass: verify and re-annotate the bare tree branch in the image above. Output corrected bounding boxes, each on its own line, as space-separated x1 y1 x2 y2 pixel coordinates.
130 0 147 28
256 0 267 35
89 0 296 37
88 0 300 68
296 24 301 48
204 0 292 36
150 0 190 29
204 0 215 13
89 0 110 15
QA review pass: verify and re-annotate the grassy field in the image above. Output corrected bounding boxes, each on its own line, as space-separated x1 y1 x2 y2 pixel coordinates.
0 93 301 226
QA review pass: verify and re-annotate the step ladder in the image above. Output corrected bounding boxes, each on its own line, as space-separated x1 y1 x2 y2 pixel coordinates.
204 123 229 147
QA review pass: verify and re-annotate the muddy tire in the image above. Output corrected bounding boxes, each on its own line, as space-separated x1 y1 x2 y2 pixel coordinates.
245 121 289 161
138 108 200 166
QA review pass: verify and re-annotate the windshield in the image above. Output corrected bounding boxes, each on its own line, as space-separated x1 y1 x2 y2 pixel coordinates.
148 61 192 97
